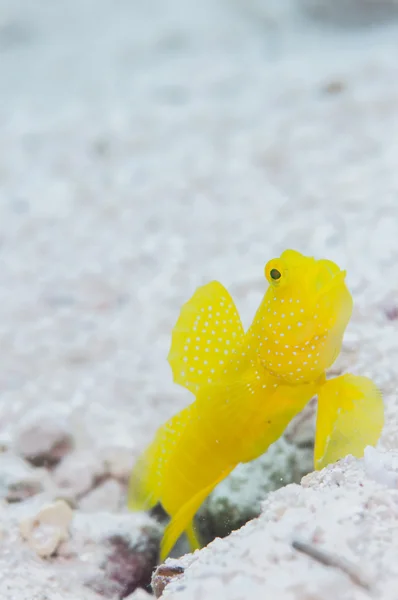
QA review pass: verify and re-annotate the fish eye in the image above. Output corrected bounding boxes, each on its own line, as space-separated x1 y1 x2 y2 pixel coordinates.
270 268 281 281
265 259 286 286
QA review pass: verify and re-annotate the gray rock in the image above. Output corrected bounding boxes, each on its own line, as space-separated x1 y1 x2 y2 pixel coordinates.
298 0 398 26
59 511 163 598
101 445 135 483
13 410 74 467
79 478 123 513
0 453 49 502
152 562 185 599
0 498 161 600
53 450 106 499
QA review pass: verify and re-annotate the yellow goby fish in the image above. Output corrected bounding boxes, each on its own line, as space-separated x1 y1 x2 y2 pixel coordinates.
128 249 384 561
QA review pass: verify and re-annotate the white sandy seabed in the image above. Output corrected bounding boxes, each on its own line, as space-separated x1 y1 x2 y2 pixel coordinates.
2 0 398 598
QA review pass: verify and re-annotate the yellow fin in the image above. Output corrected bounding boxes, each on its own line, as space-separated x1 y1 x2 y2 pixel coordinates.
127 447 159 511
168 281 244 393
127 405 193 511
186 522 200 552
160 468 233 561
155 372 271 529
314 374 384 470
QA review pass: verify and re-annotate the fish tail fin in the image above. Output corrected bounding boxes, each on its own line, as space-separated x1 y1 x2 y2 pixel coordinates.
186 521 200 552
168 281 245 393
160 468 233 561
314 374 384 470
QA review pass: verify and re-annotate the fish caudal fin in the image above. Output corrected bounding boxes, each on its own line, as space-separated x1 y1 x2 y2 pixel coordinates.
160 468 233 561
314 374 384 470
168 281 245 393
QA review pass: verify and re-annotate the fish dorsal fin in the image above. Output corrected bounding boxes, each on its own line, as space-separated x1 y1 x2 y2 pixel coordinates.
168 281 245 393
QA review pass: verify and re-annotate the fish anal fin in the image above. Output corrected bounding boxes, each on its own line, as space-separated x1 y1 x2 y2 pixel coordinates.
314 374 384 470
168 281 244 393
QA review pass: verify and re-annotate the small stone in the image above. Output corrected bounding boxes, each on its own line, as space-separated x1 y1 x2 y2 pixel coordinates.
152 563 185 598
53 450 106 499
59 511 162 598
125 589 153 600
381 296 398 321
20 499 73 558
14 410 74 467
0 453 47 502
99 535 156 598
102 446 134 482
321 80 346 95
79 479 122 512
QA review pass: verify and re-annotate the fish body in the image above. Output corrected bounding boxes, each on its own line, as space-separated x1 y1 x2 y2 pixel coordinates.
128 250 384 560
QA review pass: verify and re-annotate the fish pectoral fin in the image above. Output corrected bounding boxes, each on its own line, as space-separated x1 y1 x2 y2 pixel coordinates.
314 374 384 471
168 281 245 393
160 467 234 561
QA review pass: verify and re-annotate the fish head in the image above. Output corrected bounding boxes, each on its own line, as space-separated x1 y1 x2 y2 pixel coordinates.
259 249 353 382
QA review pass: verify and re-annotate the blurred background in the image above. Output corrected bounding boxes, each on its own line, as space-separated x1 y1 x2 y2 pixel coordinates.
1 0 398 595
1 0 398 443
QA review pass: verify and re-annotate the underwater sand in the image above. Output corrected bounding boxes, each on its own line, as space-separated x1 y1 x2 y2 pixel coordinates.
1 0 398 598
